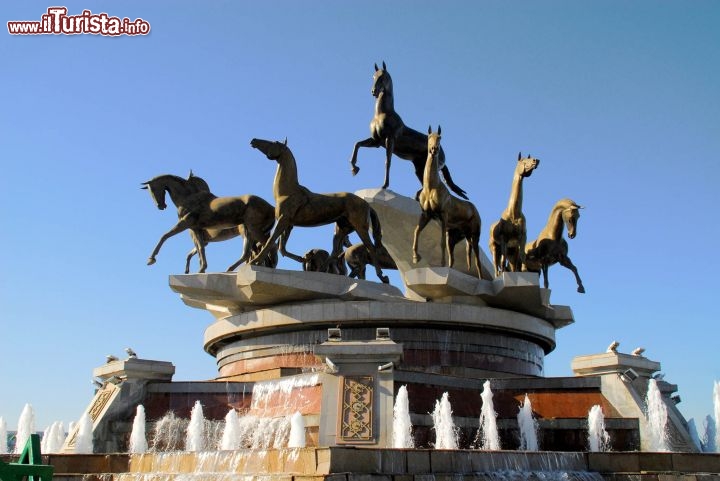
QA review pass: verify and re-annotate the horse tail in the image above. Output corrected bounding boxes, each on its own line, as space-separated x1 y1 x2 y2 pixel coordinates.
441 164 469 200
369 207 383 247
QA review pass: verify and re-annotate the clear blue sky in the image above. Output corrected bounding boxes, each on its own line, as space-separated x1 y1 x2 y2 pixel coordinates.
1 1 718 434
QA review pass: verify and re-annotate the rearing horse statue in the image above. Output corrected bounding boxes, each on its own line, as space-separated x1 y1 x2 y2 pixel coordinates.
412 126 484 278
350 62 468 200
142 173 275 273
489 153 539 277
249 138 390 284
524 198 585 293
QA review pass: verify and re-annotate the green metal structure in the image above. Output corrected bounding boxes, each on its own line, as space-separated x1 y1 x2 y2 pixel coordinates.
0 434 54 481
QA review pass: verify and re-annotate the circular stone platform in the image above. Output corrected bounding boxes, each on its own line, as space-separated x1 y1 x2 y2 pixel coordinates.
170 263 572 382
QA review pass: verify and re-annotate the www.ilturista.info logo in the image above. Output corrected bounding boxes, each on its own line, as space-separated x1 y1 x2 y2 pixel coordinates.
8 7 150 36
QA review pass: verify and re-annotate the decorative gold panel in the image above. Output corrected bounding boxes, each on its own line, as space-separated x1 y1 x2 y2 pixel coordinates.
339 375 374 442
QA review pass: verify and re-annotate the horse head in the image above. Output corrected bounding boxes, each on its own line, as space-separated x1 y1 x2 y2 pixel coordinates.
371 61 392 98
141 177 168 210
516 152 540 178
561 199 583 239
427 125 442 156
186 170 211 193
251 137 289 161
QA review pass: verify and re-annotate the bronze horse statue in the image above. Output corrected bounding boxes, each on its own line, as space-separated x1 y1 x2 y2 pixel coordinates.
302 248 347 276
412 126 484 277
488 153 540 277
142 173 275 273
524 198 585 293
249 137 389 283
350 62 468 200
345 242 397 280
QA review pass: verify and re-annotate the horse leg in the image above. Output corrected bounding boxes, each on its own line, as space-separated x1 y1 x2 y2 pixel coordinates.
277 225 306 264
148 219 190 265
382 137 395 189
439 217 447 267
250 217 289 265
226 233 254 272
412 212 431 263
350 137 381 176
541 264 550 289
195 230 209 273
185 247 197 274
559 255 585 293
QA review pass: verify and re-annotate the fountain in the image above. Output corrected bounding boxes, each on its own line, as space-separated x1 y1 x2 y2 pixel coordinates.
0 417 7 454
218 409 240 450
431 392 458 449
8 61 719 481
645 378 669 451
74 412 94 454
287 412 306 448
477 380 500 450
587 405 610 452
185 401 206 452
129 405 148 453
392 384 414 448
517 394 538 451
41 421 65 454
14 403 35 454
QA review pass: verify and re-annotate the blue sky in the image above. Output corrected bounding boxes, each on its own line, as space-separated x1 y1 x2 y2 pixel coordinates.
1 1 718 434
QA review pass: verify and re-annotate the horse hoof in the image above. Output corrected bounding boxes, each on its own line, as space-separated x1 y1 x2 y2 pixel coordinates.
380 275 390 284
413 255 421 263
578 286 586 294
147 258 156 266
351 166 360 176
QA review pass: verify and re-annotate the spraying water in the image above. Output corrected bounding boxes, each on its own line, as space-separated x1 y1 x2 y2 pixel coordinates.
75 413 94 454
14 404 35 454
0 417 7 454
687 418 702 452
42 421 65 454
129 405 148 453
587 405 610 452
517 394 539 451
645 379 669 451
220 409 240 450
478 380 500 450
701 415 716 452
714 381 720 452
431 392 458 449
186 401 206 452
288 412 306 448
392 385 414 448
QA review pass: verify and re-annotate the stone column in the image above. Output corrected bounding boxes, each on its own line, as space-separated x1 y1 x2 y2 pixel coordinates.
314 328 402 447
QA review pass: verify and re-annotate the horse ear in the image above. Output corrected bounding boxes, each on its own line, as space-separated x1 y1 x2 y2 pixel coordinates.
382 61 387 71
374 63 379 72
188 169 194 179
140 183 148 190
283 137 288 146
428 125 432 134
518 152 522 161
438 125 442 135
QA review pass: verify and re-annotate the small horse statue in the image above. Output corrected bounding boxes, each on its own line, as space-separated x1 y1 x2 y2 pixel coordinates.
488 152 540 277
302 248 347 276
141 173 275 273
249 137 390 283
345 242 397 280
524 198 585 293
412 126 484 278
350 62 468 200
